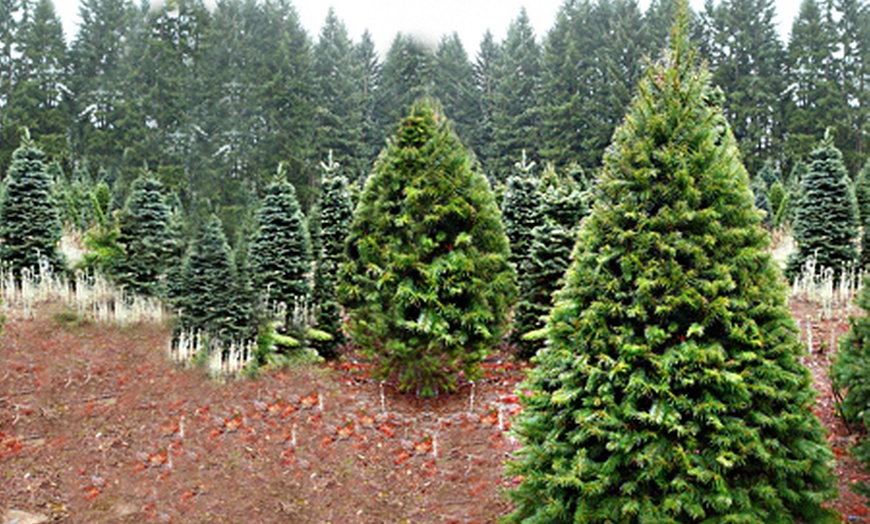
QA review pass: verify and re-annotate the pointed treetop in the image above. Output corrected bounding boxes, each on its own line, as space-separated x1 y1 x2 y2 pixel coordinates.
514 149 536 176
319 149 341 178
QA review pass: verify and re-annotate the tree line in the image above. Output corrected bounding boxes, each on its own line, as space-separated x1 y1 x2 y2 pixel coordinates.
0 0 867 238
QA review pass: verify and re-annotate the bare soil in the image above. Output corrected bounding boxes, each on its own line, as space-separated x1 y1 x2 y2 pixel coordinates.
1 299 868 523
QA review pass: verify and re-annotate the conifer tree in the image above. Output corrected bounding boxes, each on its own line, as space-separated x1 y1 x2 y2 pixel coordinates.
176 214 243 341
786 131 859 279
312 151 353 359
110 175 174 297
832 276 870 479
501 151 543 272
513 166 587 359
0 131 65 276
249 169 312 308
856 163 870 267
339 99 516 397
507 13 837 523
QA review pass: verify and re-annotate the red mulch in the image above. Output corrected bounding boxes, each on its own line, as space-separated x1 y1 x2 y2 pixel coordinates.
0 299 868 522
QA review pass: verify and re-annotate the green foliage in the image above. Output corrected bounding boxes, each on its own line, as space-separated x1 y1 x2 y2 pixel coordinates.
339 99 517 397
832 276 870 485
507 16 837 523
249 172 312 306
513 166 587 359
176 214 249 342
110 176 175 297
0 132 66 276
786 132 859 280
855 163 870 268
501 154 543 272
312 152 354 359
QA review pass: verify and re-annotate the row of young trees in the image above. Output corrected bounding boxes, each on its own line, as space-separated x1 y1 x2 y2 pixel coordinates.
0 0 867 238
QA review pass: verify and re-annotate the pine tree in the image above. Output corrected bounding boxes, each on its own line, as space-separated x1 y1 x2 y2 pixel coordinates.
431 33 482 150
489 9 541 181
501 151 543 272
786 131 859 279
353 30 382 175
0 131 65 276
832 276 870 479
249 170 312 308
312 8 365 179
705 0 785 173
507 14 837 523
176 214 244 342
110 175 174 297
339 99 516 397
471 30 501 175
312 151 353 359
513 166 587 359
856 163 870 267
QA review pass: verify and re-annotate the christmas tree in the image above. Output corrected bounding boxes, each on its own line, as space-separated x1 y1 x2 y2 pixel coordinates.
176 214 246 342
507 12 837 523
312 151 354 359
786 131 859 280
110 175 174 297
0 131 65 276
249 169 312 307
832 277 870 481
339 98 516 397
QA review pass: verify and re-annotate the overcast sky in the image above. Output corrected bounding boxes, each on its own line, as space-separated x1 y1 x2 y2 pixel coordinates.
55 0 802 56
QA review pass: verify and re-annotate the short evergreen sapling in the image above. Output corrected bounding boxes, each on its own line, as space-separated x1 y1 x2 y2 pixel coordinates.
176 214 247 343
501 150 543 273
0 131 66 276
312 151 354 359
854 163 870 267
111 176 174 297
249 170 312 308
513 166 587 359
507 15 837 523
786 131 859 280
832 276 870 485
339 98 516 397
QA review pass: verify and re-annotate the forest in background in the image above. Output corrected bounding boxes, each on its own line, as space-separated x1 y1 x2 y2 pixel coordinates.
0 0 867 240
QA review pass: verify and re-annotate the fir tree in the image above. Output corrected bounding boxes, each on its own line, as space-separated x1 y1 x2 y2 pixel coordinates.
513 166 587 359
312 151 354 359
176 214 244 342
110 175 174 297
501 150 543 272
339 99 516 397
0 131 65 276
856 163 870 267
249 170 312 308
786 131 859 279
832 276 870 480
507 14 837 523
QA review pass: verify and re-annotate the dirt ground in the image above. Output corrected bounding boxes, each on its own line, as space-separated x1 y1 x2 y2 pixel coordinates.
1 299 869 523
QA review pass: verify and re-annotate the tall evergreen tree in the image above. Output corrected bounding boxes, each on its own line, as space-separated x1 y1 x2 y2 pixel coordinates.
705 0 786 173
249 169 312 308
376 34 434 139
312 8 365 179
784 0 844 168
855 163 870 267
507 14 837 522
312 151 354 358
786 131 859 279
1 0 68 171
110 175 174 297
353 30 382 175
489 8 541 181
339 99 516 397
431 33 482 151
471 30 501 174
0 131 65 276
